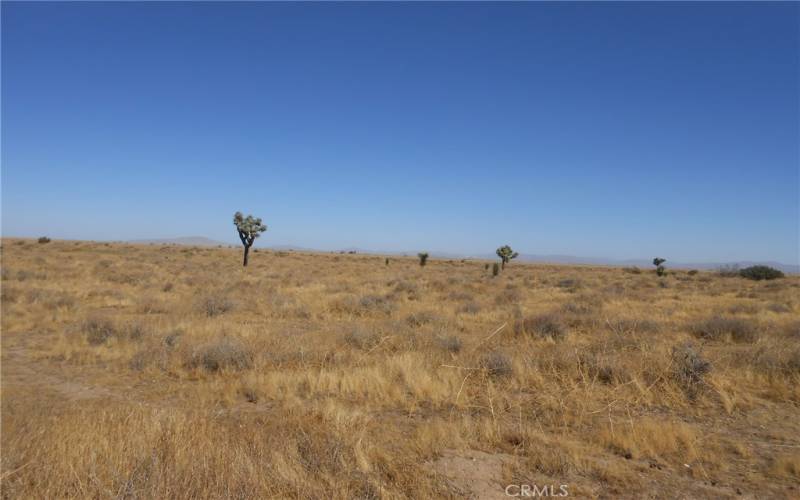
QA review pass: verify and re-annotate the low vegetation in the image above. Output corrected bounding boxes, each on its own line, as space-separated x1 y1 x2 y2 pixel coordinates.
739 265 784 281
2 239 798 498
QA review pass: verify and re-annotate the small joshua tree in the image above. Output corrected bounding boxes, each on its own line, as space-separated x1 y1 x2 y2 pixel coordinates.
233 212 267 267
653 257 666 277
496 245 519 270
418 252 429 267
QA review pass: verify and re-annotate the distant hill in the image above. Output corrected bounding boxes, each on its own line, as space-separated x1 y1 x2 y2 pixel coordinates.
124 237 798 274
503 254 800 274
129 236 232 247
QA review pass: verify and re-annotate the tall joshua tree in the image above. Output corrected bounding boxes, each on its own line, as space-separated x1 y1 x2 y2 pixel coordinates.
653 257 666 277
233 212 267 267
496 245 519 270
418 252 429 267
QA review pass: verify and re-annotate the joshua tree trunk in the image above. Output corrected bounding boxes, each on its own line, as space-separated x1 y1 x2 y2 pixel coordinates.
501 260 506 270
238 230 255 267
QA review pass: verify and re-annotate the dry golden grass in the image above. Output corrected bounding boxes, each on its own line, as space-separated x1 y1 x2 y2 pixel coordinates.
2 238 799 498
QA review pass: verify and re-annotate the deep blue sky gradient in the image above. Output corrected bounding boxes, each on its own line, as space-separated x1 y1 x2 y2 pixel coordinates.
2 2 798 263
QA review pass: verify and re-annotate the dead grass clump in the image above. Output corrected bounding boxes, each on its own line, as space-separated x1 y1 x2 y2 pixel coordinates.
447 291 473 302
199 294 235 317
358 294 394 315
481 351 513 377
494 287 521 305
598 418 705 466
331 294 393 316
515 313 567 341
671 343 711 398
83 317 118 345
406 310 440 328
769 454 800 478
125 322 149 342
690 316 759 343
606 318 662 335
727 302 760 315
436 335 462 353
578 352 617 384
457 301 481 314
557 277 582 292
343 327 382 350
767 303 791 314
188 337 253 372
390 280 420 300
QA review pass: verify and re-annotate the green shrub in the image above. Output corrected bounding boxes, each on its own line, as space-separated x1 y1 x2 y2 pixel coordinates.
37 236 51 244
739 265 784 281
492 263 500 277
417 252 429 267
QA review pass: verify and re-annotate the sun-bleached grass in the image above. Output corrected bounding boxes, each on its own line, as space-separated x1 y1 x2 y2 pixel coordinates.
2 238 799 498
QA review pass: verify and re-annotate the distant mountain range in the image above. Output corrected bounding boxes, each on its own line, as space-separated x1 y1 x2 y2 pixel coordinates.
127 237 799 274
129 236 233 247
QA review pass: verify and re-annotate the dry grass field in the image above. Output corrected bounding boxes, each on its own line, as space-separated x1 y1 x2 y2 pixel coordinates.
1 238 799 498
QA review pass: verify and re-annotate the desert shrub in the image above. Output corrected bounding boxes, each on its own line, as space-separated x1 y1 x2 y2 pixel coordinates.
767 303 791 314
358 294 394 315
687 269 698 276
492 262 500 277
740 265 784 281
457 301 481 314
343 327 381 350
331 294 393 316
163 330 183 348
514 313 567 341
448 291 473 301
126 322 149 341
557 278 582 291
494 287 521 305
37 236 51 244
391 280 420 300
622 266 642 274
606 318 662 335
727 303 760 315
481 351 513 377
690 316 759 343
162 282 174 292
188 337 253 372
406 310 439 327
418 252 429 267
671 343 711 398
437 335 462 353
199 294 235 317
717 264 740 277
1 286 20 304
138 297 168 314
83 317 118 345
31 290 76 310
578 352 617 384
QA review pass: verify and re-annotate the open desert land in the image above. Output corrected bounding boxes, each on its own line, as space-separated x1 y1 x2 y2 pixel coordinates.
1 238 799 499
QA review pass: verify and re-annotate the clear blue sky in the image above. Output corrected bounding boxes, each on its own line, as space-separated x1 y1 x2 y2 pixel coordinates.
2 2 798 263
